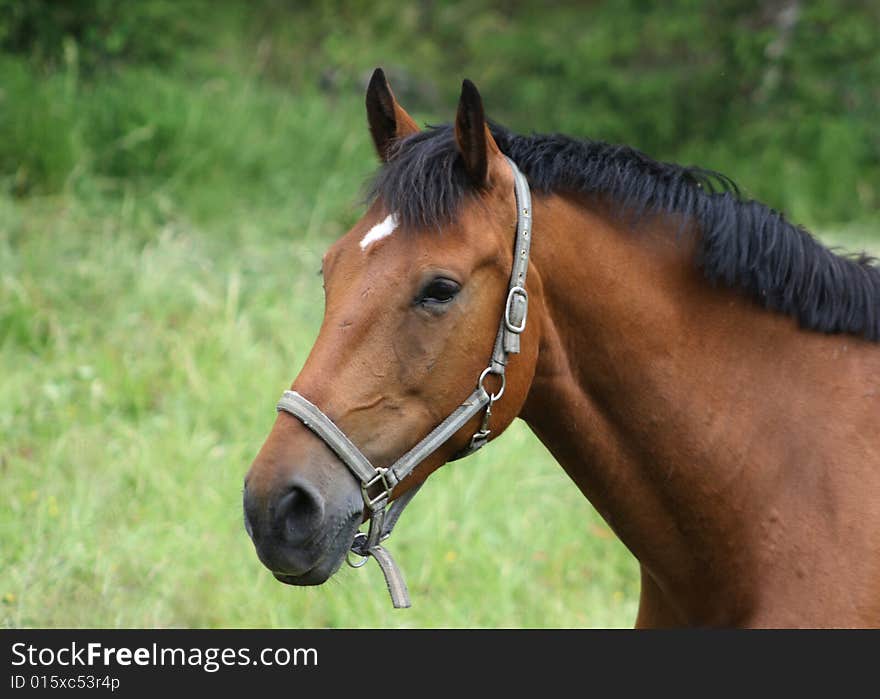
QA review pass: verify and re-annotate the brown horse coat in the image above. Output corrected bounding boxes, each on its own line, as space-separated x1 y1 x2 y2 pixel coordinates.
244 70 880 627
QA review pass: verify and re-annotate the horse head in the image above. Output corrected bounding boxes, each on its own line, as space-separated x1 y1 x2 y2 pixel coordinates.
243 70 540 593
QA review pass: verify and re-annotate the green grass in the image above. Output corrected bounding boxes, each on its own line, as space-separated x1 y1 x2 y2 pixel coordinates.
1 48 877 629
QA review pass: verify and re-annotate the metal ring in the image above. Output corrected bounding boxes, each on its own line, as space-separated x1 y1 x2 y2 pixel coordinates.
346 533 370 568
346 550 369 568
478 366 506 402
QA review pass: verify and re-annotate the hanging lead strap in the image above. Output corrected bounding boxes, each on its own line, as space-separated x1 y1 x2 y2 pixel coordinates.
274 158 532 608
367 545 410 608
346 484 422 608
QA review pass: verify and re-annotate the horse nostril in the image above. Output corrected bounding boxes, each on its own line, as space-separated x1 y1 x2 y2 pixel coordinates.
274 479 325 546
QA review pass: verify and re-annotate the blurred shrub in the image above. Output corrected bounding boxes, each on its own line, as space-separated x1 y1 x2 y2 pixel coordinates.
0 0 878 226
0 57 76 195
258 0 880 224
0 0 204 72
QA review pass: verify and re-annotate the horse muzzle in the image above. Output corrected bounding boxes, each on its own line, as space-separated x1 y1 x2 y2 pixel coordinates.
242 467 362 586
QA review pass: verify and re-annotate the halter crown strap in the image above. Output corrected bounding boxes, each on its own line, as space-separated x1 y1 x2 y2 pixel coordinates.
275 157 532 608
500 156 532 358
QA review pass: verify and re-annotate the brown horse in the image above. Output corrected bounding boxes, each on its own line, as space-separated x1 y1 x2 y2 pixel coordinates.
244 69 880 627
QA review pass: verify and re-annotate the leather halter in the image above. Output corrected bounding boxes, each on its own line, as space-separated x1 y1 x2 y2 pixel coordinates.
275 157 532 607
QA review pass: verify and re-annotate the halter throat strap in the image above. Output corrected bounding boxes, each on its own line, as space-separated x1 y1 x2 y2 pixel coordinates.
275 157 532 607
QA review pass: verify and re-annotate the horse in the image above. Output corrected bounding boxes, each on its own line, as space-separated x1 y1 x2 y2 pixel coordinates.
243 68 880 627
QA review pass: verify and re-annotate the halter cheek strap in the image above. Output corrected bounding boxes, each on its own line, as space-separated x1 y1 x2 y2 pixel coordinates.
275 157 532 608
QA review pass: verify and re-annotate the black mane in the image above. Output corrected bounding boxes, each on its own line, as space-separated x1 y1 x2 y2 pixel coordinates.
367 123 879 342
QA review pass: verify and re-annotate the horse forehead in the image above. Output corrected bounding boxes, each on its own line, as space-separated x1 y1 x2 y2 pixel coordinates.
336 215 474 265
358 212 400 251
328 194 513 285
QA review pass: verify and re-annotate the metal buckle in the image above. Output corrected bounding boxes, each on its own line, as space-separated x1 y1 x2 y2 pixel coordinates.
361 467 393 509
504 285 528 334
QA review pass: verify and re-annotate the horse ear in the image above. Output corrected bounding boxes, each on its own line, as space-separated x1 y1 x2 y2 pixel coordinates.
454 79 501 188
366 67 420 162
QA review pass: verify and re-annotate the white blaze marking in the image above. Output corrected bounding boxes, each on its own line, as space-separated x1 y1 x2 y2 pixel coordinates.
360 213 399 250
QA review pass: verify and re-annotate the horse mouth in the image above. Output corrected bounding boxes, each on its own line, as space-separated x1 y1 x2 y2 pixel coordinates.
273 569 335 586
269 510 361 586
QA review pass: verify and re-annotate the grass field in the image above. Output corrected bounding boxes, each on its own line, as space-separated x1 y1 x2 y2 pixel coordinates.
1 54 877 629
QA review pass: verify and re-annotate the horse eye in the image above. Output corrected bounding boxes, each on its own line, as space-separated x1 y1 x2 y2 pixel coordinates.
417 278 461 306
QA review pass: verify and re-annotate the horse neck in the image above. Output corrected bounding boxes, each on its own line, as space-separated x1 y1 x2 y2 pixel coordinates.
518 193 836 619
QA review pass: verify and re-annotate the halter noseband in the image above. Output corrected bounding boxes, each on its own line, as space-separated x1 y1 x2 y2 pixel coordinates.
275 157 532 607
